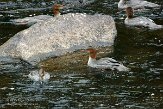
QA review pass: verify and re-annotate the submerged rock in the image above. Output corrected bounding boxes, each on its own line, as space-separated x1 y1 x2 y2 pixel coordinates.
0 13 117 65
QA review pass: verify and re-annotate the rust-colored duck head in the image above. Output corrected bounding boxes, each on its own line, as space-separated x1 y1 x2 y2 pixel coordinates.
53 4 63 16
86 48 97 59
125 7 134 19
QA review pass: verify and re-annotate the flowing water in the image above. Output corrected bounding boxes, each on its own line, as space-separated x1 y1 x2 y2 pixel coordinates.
0 0 163 108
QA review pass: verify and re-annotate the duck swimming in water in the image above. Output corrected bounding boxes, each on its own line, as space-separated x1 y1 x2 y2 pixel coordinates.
118 0 160 9
125 7 163 30
28 68 50 82
86 48 129 72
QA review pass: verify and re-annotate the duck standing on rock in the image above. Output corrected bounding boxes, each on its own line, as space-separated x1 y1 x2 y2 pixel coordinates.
125 7 163 30
28 67 50 82
86 48 129 72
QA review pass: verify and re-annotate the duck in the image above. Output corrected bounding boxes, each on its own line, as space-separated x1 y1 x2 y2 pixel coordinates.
28 68 50 82
10 4 63 26
125 7 163 30
118 0 160 9
86 48 129 72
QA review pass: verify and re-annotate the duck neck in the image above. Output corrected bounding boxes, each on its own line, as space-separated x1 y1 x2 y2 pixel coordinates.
53 10 60 16
39 68 45 80
127 16 133 19
88 56 96 65
88 52 97 64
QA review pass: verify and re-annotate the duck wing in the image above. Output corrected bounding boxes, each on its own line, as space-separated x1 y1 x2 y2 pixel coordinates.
142 1 160 8
139 17 162 29
97 57 121 64
140 17 154 23
130 0 160 8
28 71 40 81
95 58 129 71
43 73 50 81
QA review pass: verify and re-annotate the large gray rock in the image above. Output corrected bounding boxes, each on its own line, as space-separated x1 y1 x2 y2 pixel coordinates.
0 13 117 65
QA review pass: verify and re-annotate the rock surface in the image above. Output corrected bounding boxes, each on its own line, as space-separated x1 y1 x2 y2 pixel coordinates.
0 13 117 65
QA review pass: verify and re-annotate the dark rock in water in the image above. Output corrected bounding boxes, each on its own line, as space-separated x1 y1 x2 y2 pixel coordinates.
0 13 117 65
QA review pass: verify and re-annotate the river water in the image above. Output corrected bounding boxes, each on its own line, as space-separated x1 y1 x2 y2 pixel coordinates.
0 0 163 108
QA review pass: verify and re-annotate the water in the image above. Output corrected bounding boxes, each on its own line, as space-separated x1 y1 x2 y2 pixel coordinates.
0 0 163 108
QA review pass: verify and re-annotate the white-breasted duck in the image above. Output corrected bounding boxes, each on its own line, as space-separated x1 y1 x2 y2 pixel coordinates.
86 48 129 72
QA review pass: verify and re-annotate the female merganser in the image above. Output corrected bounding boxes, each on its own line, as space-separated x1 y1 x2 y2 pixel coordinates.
53 4 63 16
86 48 129 72
125 7 163 29
118 0 160 9
28 68 50 82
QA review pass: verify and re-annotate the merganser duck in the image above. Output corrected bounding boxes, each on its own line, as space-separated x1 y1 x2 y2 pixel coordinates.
86 48 129 72
125 7 163 29
28 68 50 82
118 0 160 9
